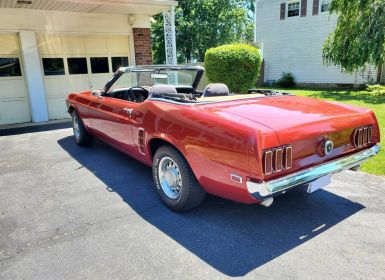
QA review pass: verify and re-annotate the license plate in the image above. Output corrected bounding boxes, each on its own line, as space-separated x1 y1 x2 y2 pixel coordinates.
307 175 332 193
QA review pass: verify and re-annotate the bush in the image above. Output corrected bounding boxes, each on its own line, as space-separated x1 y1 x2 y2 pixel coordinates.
204 44 262 93
274 72 296 88
365 84 385 96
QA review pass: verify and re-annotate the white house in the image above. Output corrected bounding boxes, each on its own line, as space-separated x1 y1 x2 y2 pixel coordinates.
0 0 178 126
255 0 384 87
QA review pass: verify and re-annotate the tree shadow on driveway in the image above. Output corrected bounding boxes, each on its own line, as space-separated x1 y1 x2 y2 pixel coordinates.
58 136 364 277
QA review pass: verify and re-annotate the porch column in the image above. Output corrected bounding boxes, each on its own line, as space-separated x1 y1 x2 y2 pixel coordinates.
19 30 49 123
163 7 177 65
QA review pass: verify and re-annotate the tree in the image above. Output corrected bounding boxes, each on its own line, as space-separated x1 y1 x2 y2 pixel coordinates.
151 14 166 64
205 44 262 93
151 0 254 64
323 0 385 72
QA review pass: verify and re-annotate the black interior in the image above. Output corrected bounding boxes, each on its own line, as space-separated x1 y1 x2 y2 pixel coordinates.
105 87 149 103
104 85 200 103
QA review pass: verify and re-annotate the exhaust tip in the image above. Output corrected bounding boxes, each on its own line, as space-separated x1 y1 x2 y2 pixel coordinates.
260 197 274 207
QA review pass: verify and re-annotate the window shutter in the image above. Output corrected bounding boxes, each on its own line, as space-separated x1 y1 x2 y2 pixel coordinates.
313 0 319 15
280 3 286 20
301 0 307 17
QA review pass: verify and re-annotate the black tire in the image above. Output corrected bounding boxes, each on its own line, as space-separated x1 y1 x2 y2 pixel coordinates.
71 110 93 146
152 146 206 211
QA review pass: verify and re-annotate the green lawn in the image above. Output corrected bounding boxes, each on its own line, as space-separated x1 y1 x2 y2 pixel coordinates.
267 88 385 176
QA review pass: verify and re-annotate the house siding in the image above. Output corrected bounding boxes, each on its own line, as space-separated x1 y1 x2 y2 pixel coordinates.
256 0 378 85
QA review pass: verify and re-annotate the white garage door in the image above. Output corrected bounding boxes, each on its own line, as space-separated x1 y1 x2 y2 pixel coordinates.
0 33 31 125
37 35 130 120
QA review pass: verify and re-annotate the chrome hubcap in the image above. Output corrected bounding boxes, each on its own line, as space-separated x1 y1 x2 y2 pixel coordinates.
158 157 182 199
73 115 80 140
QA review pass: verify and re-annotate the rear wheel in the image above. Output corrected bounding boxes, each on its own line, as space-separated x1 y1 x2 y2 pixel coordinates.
152 146 206 211
71 110 93 146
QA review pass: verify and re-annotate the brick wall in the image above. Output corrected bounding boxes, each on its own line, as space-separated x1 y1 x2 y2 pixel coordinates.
133 28 153 65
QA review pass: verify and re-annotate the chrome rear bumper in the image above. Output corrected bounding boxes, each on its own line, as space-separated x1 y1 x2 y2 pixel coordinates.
247 144 380 201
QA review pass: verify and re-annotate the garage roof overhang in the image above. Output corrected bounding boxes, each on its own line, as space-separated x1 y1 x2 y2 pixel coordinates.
4 0 178 15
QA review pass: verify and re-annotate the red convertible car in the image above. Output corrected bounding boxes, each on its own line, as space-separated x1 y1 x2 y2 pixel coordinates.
66 65 380 211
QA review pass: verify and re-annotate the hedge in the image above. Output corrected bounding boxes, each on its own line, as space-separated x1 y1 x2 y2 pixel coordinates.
204 44 262 93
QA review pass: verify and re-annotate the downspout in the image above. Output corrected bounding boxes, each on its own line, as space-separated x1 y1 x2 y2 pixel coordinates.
254 0 258 43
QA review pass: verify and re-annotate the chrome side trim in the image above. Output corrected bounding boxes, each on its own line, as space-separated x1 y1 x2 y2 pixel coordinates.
247 144 380 201
137 128 146 155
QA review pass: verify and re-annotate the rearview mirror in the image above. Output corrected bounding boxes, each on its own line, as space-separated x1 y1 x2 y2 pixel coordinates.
151 73 168 79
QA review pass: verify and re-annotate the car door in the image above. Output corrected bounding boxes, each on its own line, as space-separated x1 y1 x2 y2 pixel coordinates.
88 94 139 155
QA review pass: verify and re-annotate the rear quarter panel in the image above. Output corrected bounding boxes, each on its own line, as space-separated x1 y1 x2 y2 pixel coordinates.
139 101 278 204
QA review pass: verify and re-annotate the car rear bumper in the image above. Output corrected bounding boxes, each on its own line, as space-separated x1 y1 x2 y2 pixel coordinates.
247 144 381 201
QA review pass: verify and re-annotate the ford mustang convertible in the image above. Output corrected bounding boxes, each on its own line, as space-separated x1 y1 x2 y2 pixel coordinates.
66 65 380 211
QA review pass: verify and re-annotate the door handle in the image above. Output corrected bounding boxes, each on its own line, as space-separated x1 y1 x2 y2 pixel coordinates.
123 108 134 117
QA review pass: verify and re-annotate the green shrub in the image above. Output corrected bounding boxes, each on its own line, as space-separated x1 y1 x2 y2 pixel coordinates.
204 44 262 93
274 72 296 88
365 84 385 96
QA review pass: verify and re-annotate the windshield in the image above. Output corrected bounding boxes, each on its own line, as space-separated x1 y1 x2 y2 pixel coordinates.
107 68 201 92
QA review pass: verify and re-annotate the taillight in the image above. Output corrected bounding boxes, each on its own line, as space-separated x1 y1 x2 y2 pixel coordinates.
264 150 273 175
263 146 292 175
352 126 372 148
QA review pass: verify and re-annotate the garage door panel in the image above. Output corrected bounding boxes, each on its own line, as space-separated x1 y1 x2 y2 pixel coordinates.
37 35 63 55
0 78 27 97
44 77 68 120
66 75 90 93
107 36 129 54
0 34 20 56
0 33 31 125
0 79 31 125
89 74 111 90
61 37 86 55
0 99 31 124
46 99 68 120
44 77 68 97
85 37 108 55
39 34 130 121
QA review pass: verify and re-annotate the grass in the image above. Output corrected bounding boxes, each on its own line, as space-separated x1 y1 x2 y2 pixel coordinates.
266 87 385 176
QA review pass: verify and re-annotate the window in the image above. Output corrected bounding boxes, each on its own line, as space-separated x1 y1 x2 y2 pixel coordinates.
42 58 65 76
67 57 88 74
90 57 109 73
321 0 331 12
0 58 22 77
111 57 129 72
288 1 300 17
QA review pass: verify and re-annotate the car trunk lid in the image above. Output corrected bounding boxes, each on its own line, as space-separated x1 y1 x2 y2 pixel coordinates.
196 95 374 145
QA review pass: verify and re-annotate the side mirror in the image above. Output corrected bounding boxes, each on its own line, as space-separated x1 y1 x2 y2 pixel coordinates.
92 89 102 96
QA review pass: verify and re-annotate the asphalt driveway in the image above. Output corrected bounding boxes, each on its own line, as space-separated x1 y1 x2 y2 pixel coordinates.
1 127 385 279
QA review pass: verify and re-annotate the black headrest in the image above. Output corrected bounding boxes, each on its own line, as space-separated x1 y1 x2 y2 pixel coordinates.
202 83 230 97
149 84 178 96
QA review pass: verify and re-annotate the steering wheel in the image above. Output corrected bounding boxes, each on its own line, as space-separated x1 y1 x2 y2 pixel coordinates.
125 86 149 103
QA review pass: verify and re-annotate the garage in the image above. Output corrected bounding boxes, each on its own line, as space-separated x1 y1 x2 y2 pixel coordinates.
38 35 130 120
0 0 177 126
0 33 31 125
